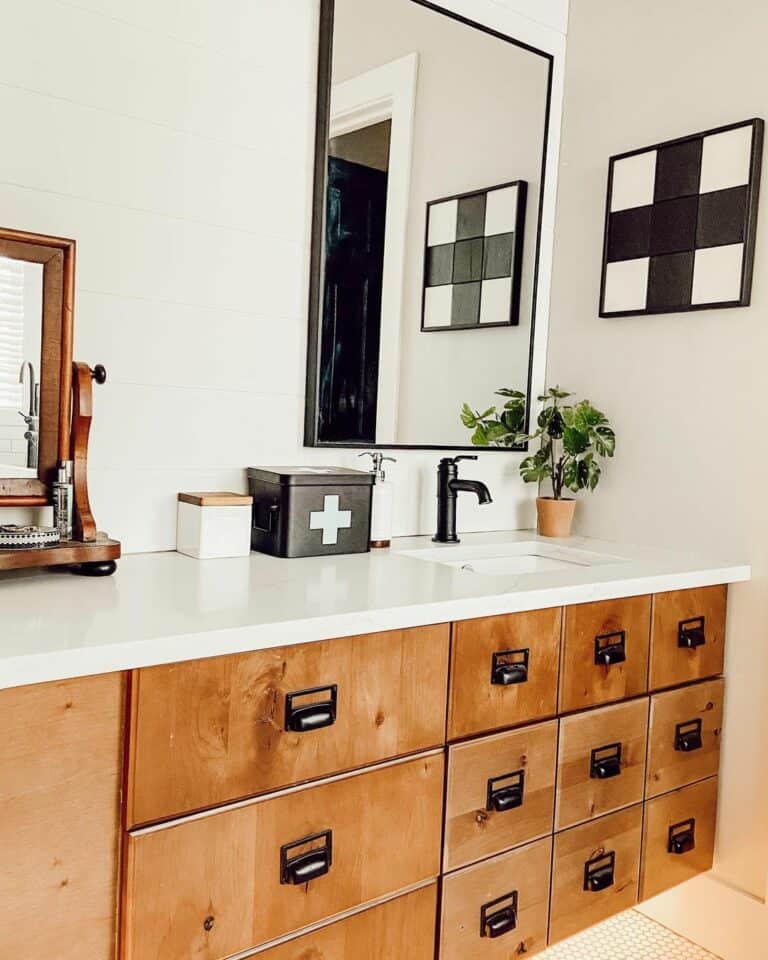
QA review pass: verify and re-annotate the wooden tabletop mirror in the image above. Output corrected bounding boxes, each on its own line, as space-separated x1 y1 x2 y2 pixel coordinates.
0 226 120 575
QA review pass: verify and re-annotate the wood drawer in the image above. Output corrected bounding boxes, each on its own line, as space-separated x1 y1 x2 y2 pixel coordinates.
127 624 449 825
549 804 642 943
640 777 718 900
440 837 552 960
555 698 648 831
122 753 444 960
448 609 561 740
445 720 557 871
560 596 651 713
256 885 437 960
646 679 724 799
650 586 727 691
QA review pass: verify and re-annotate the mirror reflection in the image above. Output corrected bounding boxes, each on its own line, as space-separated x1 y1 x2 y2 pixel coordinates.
306 0 552 449
0 255 43 477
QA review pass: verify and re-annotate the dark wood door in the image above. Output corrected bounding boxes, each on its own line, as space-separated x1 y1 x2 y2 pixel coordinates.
319 156 387 444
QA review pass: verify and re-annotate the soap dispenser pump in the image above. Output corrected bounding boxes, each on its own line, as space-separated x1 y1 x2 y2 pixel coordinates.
358 451 397 548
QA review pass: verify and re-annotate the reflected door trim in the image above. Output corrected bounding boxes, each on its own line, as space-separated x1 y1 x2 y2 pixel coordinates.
0 228 74 505
330 53 419 441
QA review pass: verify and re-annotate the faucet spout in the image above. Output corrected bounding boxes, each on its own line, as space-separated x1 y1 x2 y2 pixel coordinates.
448 478 493 505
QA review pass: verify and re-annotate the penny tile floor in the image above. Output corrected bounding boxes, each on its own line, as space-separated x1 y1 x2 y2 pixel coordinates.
542 910 722 959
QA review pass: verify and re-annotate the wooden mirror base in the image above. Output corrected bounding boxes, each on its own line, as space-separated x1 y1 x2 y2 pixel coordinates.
0 361 121 577
0 538 120 574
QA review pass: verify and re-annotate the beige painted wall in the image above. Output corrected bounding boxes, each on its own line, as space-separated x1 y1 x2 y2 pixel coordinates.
547 0 768 945
333 0 549 445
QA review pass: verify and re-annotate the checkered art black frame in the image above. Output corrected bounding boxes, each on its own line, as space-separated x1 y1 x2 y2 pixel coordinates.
600 119 763 317
421 180 527 331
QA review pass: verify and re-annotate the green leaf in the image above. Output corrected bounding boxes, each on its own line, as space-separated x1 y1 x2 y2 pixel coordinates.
563 458 582 492
495 388 525 398
537 406 554 429
460 403 478 428
477 406 497 420
520 454 552 484
471 424 490 446
563 426 589 455
502 405 525 434
592 424 616 458
485 422 511 442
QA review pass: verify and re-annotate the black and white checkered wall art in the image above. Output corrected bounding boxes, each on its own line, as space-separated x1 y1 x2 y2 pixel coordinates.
422 180 527 331
600 118 763 317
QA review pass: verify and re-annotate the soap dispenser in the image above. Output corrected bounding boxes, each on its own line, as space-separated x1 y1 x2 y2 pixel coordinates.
358 452 397 548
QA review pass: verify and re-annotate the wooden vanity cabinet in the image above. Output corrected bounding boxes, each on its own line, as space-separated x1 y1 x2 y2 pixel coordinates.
2 586 730 960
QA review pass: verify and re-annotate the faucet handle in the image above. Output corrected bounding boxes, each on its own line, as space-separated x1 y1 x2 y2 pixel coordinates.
440 455 478 467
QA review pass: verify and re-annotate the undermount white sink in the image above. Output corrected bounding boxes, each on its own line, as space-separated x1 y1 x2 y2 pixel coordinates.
401 540 625 576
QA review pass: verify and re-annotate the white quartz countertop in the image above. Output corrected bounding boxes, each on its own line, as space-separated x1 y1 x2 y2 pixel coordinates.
0 530 750 690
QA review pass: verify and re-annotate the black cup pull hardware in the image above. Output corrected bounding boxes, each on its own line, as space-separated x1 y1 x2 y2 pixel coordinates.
285 685 338 733
480 890 518 939
675 719 703 753
678 616 706 650
668 818 696 855
280 829 333 885
486 769 525 813
491 648 529 686
253 500 280 535
590 742 623 780
594 631 627 667
584 850 616 892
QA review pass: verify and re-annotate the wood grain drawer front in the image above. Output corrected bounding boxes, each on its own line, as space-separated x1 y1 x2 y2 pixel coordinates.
440 837 552 960
560 597 651 713
650 586 727 691
256 885 438 960
0 675 124 960
549 804 642 944
646 679 724 799
445 720 557 871
449 609 561 740
123 753 444 960
555 699 649 831
640 777 718 901
127 624 449 826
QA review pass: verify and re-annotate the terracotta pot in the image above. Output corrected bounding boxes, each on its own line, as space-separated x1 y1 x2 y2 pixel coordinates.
536 497 576 538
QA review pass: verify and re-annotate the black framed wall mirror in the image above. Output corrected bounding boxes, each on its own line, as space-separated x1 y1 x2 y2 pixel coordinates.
305 0 554 450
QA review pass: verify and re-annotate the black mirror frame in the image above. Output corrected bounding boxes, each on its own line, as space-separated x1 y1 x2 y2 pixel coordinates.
303 0 554 452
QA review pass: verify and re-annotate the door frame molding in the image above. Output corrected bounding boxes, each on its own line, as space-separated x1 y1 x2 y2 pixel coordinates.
329 53 419 440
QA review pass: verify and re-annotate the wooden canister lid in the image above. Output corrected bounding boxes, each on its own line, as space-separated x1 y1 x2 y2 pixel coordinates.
178 492 253 507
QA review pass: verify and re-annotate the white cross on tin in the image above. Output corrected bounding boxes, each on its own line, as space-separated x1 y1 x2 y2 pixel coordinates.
309 495 352 545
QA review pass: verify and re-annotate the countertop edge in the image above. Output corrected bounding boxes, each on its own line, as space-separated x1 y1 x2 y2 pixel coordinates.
0 561 750 692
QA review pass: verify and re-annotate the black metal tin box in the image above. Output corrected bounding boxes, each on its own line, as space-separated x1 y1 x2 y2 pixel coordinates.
247 466 374 558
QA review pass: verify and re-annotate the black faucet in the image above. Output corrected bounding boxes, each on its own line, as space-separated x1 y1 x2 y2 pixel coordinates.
433 455 493 543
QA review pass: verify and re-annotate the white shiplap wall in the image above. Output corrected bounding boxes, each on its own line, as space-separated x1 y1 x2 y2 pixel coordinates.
0 0 567 552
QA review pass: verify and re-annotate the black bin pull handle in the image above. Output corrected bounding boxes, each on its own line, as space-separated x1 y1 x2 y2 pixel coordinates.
285 684 338 733
480 890 518 939
594 631 626 667
668 818 696 855
280 829 333 885
486 769 525 813
253 500 280 534
584 850 616 892
675 719 703 753
679 617 706 650
491 648 529 686
590 742 622 780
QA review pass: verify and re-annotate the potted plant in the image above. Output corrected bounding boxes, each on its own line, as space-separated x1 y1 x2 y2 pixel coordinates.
460 386 616 537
